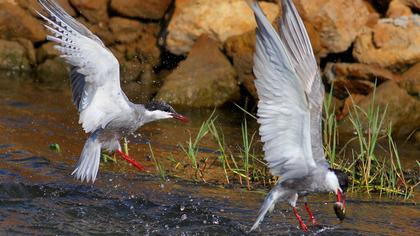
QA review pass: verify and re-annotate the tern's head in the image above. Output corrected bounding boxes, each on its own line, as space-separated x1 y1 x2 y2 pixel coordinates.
144 100 189 123
327 168 349 221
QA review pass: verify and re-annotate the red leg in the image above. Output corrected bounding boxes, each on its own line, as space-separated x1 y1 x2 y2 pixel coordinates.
293 207 308 232
116 150 145 171
304 202 318 226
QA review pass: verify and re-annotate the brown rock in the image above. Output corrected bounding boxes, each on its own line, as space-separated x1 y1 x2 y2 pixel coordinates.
110 0 171 20
36 57 69 83
156 35 239 107
298 0 371 54
224 31 257 98
386 0 412 18
401 62 420 95
15 38 36 65
17 0 76 17
324 63 403 98
166 0 279 55
353 15 420 69
339 81 420 138
36 42 60 63
400 0 420 10
0 3 46 43
76 17 114 45
109 17 143 43
70 0 108 23
0 39 31 71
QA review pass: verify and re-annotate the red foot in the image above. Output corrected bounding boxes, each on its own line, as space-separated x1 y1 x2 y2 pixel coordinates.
304 202 318 226
293 207 309 231
116 150 145 171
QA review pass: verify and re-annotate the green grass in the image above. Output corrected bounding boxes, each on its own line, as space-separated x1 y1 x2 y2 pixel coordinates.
148 142 166 182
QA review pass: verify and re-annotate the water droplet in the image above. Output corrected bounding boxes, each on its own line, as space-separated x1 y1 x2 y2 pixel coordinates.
180 205 185 211
180 214 187 221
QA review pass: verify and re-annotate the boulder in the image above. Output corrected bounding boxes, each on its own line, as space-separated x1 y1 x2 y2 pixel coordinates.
156 35 239 107
36 42 60 64
400 0 420 10
0 3 46 43
338 81 420 138
0 39 31 71
76 17 115 46
17 0 76 17
298 0 371 55
166 0 279 55
386 0 412 18
401 62 420 96
69 0 108 23
353 15 420 69
110 0 171 20
15 38 36 66
109 17 143 43
36 57 69 83
324 63 403 98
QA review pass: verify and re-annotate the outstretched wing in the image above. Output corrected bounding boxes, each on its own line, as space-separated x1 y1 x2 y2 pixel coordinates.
38 0 130 133
279 0 326 166
248 0 325 181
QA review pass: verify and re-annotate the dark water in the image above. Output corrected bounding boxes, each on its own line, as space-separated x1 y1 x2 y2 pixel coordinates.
0 74 419 235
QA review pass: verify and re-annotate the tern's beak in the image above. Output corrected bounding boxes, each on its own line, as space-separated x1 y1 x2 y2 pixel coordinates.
171 113 189 123
334 189 346 221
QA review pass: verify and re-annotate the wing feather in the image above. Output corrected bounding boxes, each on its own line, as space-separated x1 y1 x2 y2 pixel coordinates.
38 0 130 133
249 0 316 181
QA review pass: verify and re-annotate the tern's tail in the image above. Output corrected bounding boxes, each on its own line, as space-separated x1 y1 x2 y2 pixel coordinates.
250 185 286 232
72 133 101 183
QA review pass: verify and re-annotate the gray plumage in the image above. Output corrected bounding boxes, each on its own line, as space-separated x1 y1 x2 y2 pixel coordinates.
38 0 187 183
247 0 345 231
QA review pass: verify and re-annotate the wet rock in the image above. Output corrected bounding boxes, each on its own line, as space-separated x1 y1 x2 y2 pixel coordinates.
122 64 158 103
353 15 420 69
298 0 371 54
401 62 420 96
0 2 46 43
0 39 31 71
156 35 239 107
324 63 403 98
69 0 108 24
17 0 76 17
109 17 143 43
166 0 279 55
338 81 420 138
386 0 413 18
36 58 69 83
110 0 171 20
36 42 60 64
124 24 161 65
76 17 114 46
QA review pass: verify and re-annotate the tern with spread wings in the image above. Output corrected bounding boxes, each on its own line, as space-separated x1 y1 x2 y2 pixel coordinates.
247 0 349 232
37 0 188 183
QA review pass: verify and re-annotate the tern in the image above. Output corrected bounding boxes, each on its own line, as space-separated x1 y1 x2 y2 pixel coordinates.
247 0 349 232
37 0 188 183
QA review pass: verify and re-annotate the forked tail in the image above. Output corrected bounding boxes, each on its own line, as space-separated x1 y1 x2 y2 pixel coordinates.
71 132 101 183
250 185 288 231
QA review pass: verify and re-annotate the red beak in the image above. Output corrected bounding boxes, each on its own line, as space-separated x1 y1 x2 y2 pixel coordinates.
171 113 189 123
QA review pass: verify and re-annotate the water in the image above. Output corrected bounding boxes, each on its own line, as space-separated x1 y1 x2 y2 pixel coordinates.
0 74 419 235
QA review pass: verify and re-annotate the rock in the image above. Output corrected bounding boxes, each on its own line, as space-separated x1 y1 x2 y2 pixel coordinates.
401 62 420 96
36 42 60 63
69 0 108 23
76 17 115 45
0 3 46 43
156 35 239 107
17 0 76 17
387 0 412 18
338 81 420 138
0 39 31 71
109 17 143 43
400 0 420 10
224 31 257 98
36 58 69 83
124 24 161 65
298 0 371 54
120 60 144 82
324 63 403 98
166 0 279 55
110 0 171 20
122 64 158 103
15 38 36 66
353 15 420 69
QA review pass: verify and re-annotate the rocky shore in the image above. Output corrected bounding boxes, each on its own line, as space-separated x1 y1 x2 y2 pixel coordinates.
0 0 419 139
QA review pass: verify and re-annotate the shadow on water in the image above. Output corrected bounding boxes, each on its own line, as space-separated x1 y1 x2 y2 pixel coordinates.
0 74 419 235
